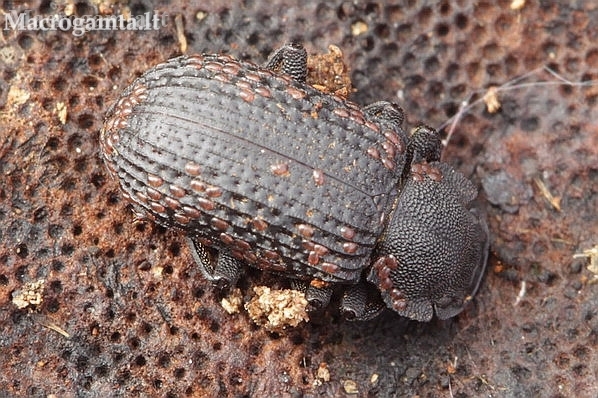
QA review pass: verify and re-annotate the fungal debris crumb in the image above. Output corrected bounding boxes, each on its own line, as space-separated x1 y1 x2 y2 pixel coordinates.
307 45 353 98
221 288 243 314
12 279 45 309
245 286 309 332
483 86 501 113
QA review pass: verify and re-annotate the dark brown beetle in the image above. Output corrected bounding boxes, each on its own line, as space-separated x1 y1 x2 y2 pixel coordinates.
100 43 489 321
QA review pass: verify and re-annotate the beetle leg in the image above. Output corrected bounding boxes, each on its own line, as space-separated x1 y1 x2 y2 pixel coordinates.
340 282 385 321
363 101 405 129
291 280 334 312
305 283 333 311
265 42 308 83
187 237 243 290
408 125 442 163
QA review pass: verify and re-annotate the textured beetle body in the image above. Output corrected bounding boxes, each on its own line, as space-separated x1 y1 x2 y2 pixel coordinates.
101 52 409 285
100 44 489 322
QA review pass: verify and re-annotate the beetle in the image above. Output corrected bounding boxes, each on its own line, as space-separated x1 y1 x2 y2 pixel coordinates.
100 43 489 322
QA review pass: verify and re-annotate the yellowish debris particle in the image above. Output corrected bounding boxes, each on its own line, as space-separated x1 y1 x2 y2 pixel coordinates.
370 373 379 385
483 86 501 113
64 2 75 16
175 14 187 53
510 0 526 10
574 245 598 282
245 286 309 332
316 362 330 382
121 6 131 21
151 264 164 279
343 379 359 395
221 288 243 314
351 21 368 36
7 85 30 108
97 1 115 15
56 101 68 125
196 11 208 21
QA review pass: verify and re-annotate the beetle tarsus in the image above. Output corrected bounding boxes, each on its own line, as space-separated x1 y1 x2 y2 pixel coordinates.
340 282 385 321
188 237 243 290
265 42 307 83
